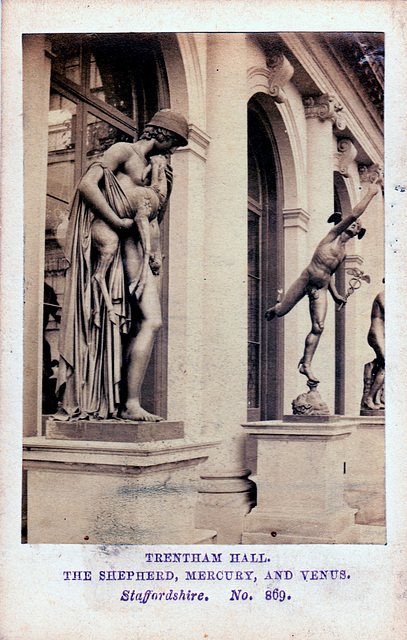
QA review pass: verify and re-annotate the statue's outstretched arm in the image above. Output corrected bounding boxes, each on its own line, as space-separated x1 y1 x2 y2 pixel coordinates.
330 181 381 238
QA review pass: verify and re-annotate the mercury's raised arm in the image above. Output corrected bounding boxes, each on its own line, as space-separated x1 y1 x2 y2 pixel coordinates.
329 180 381 238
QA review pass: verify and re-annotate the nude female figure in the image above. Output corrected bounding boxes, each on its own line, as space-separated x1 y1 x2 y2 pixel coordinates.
265 180 381 384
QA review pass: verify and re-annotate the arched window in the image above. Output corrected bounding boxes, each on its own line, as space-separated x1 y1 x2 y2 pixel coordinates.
43 34 170 417
247 99 284 421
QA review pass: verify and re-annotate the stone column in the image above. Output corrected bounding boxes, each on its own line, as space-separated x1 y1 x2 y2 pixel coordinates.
166 124 211 439
23 36 53 436
302 94 346 412
195 33 252 543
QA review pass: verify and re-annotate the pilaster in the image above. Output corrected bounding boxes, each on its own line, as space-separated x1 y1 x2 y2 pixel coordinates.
166 123 210 439
23 35 53 436
197 33 252 542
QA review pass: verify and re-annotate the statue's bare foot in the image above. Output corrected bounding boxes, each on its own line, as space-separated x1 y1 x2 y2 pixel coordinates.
265 307 276 321
364 397 384 410
298 361 320 384
120 404 164 422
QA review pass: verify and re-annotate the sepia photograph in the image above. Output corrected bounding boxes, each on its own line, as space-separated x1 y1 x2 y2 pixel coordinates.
22 31 385 546
1 2 407 639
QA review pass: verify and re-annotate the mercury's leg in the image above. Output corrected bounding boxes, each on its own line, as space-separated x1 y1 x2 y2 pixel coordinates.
265 271 309 320
298 287 328 384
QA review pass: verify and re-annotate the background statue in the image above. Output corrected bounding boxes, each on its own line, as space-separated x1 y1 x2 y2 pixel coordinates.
55 109 189 422
265 179 382 387
361 288 385 413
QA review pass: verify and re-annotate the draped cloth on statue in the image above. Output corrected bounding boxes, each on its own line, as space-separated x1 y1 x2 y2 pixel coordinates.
56 163 133 420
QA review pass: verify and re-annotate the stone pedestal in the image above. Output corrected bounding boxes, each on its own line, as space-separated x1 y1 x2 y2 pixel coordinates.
343 416 385 531
23 421 216 544
241 417 359 544
45 418 184 443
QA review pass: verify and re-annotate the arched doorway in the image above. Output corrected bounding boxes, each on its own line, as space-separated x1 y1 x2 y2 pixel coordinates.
247 99 284 421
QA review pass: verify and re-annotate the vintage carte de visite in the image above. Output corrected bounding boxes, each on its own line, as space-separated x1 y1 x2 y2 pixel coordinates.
1 1 407 638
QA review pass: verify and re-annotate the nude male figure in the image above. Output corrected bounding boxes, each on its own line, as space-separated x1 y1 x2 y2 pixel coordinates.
265 180 381 384
78 109 188 421
365 289 385 409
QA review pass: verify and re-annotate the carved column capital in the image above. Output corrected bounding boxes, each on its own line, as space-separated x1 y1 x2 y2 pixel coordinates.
265 50 294 103
334 138 357 177
358 163 383 184
303 93 346 130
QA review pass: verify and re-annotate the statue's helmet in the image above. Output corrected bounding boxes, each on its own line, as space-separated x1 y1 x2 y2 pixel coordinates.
146 109 189 147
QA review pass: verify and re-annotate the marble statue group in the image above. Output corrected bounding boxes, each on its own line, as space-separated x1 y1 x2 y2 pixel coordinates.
55 109 188 422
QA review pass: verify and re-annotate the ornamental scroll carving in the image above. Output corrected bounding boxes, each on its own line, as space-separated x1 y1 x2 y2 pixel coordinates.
303 93 346 131
265 51 294 103
359 163 383 184
334 139 357 177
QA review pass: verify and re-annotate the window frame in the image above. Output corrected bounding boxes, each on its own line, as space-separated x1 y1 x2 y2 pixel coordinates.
247 100 284 422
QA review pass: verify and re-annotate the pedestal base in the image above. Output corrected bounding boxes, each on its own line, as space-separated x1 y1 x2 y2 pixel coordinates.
344 416 385 527
46 418 184 443
360 408 385 417
195 469 254 544
242 509 359 544
24 422 216 544
241 417 360 544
